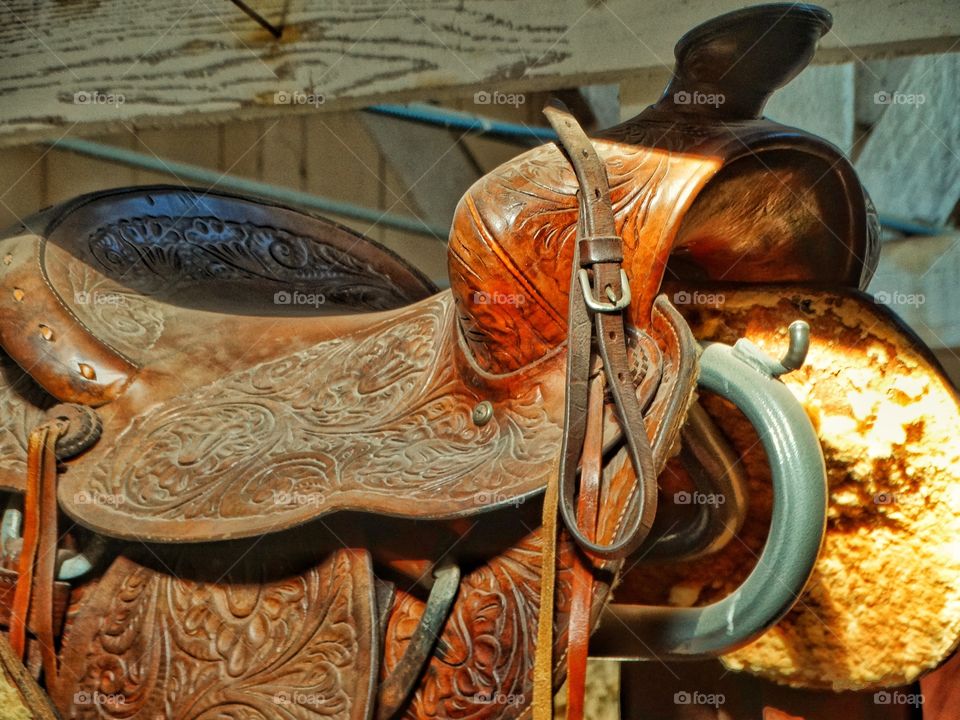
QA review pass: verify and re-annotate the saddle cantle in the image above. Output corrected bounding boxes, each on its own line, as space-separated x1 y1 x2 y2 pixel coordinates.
0 3 955 718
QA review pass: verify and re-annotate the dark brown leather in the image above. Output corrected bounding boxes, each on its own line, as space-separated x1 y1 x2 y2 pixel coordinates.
0 569 70 637
545 103 661 560
665 4 832 120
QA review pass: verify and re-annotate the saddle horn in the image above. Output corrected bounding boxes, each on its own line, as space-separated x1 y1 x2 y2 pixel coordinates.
657 3 832 119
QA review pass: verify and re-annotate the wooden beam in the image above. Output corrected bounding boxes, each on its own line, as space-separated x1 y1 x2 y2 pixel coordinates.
2 0 957 147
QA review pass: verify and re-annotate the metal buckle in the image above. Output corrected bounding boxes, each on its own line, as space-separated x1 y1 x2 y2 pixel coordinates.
577 268 631 312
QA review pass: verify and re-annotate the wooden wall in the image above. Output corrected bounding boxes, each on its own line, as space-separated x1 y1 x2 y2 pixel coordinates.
0 114 448 282
0 97 555 287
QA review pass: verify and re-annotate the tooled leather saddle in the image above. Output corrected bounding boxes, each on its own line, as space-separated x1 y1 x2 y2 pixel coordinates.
0 4 891 719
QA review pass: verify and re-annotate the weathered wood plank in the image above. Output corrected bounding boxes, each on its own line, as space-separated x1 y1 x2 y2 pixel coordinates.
222 119 267 178
361 112 479 229
378 163 448 284
45 131 136 203
854 58 913 127
854 54 960 227
0 146 46 230
764 63 855 156
1 0 956 147
130 126 222 186
868 233 960 348
449 93 550 174
619 68 672 121
303 112 385 241
260 116 306 190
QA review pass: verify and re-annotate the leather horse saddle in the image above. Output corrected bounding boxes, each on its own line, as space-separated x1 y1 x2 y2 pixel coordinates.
3 3 951 718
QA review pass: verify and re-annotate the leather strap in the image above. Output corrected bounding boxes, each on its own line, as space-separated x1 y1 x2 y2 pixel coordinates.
532 103 665 719
376 565 460 720
0 569 71 640
532 454 562 719
0 631 59 719
10 421 62 689
565 371 605 720
8 427 44 659
545 102 659 561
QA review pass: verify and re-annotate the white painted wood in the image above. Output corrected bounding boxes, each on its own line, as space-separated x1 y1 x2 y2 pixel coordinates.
855 54 960 227
2 0 957 147
619 69 672 122
869 234 960 348
764 64 855 155
854 58 913 127
581 84 622 131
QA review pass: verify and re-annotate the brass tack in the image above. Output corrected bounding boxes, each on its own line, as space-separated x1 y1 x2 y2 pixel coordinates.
39 324 54 341
78 363 96 380
12 288 24 302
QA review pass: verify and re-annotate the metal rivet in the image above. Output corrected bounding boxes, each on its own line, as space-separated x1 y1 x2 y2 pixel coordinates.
78 363 96 380
12 288 24 302
39 324 54 341
472 400 494 426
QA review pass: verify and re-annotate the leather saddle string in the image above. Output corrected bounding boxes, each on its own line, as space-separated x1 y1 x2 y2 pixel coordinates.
545 103 659 561
533 104 661 719
375 565 461 720
10 421 63 690
532 129 598 718
565 370 605 720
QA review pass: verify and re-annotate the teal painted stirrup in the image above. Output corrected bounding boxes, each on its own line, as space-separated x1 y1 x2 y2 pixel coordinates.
591 322 827 659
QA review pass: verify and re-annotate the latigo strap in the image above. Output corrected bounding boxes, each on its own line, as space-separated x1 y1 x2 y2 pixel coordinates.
10 421 62 690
